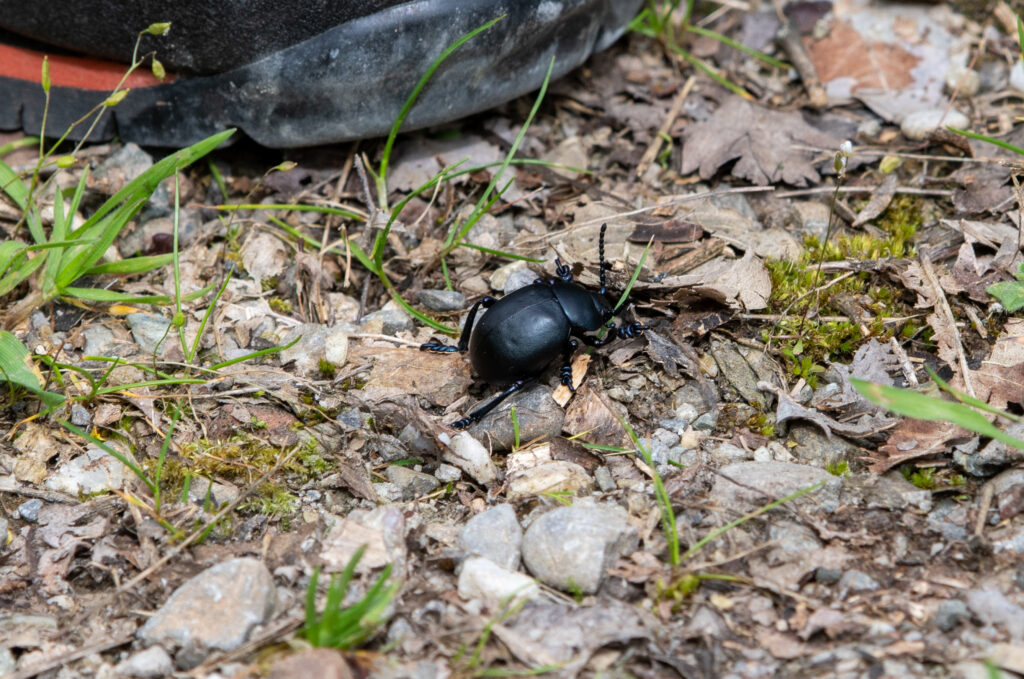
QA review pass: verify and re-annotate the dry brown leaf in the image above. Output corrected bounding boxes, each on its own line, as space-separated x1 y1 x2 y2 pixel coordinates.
868 418 972 473
354 345 473 407
680 97 841 187
562 380 628 447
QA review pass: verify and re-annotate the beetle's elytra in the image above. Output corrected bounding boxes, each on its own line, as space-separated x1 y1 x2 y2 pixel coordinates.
421 223 646 430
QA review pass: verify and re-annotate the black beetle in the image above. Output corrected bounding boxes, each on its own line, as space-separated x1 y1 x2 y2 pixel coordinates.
421 223 646 429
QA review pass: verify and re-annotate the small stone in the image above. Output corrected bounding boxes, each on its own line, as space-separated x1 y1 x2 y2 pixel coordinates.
187 477 239 508
138 558 276 669
45 446 132 495
1011 60 1024 93
468 383 565 452
507 460 594 500
115 646 174 678
945 66 980 98
933 599 969 632
594 466 616 492
521 502 638 594
280 324 344 378
708 442 749 465
674 402 698 422
18 498 43 522
489 260 529 292
459 504 522 570
70 404 91 427
838 569 880 593
360 301 414 335
418 289 467 312
125 313 172 354
504 268 539 295
373 482 404 503
814 567 842 585
434 463 462 483
692 411 718 432
458 556 539 605
385 465 440 499
319 505 407 574
442 432 497 485
900 109 969 142
324 329 349 368
267 648 353 679
82 325 118 357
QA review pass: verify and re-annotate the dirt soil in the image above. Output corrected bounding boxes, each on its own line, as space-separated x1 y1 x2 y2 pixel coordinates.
5 2 1024 679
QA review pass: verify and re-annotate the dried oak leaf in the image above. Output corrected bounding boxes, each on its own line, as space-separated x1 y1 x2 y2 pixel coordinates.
681 97 841 187
868 418 972 474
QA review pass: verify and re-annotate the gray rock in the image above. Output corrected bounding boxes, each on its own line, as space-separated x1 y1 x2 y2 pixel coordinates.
468 383 564 452
814 567 842 584
280 324 348 378
522 503 638 594
838 569 880 593
434 463 462 483
901 109 969 141
138 558 276 669
708 442 750 465
956 420 1024 476
115 645 174 678
594 466 616 492
710 339 770 409
45 445 132 495
489 260 529 292
386 466 440 499
70 404 91 427
692 411 718 432
967 587 1024 638
458 504 522 570
126 313 172 354
507 461 593 500
360 303 414 335
788 425 856 466
711 462 836 513
933 599 969 632
373 482 404 503
187 477 240 508
457 556 539 605
443 432 497 485
0 648 14 676
418 289 466 312
853 472 933 513
82 325 119 357
504 268 539 294
18 498 43 522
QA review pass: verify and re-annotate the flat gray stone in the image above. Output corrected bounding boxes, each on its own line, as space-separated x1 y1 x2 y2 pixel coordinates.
711 462 837 513
418 289 466 312
457 556 539 605
138 558 276 669
126 313 172 354
115 645 174 678
459 504 522 570
521 503 637 594
468 383 564 452
386 465 440 499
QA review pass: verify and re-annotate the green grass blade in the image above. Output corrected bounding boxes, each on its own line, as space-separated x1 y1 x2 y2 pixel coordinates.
950 127 1024 156
377 15 505 207
0 331 65 408
450 57 554 249
63 287 174 304
926 366 1022 423
84 253 174 276
214 203 365 221
76 129 235 231
852 378 1024 452
458 242 544 262
686 25 790 69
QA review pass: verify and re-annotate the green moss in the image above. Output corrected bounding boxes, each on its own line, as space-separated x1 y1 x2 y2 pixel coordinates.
319 359 336 379
268 297 293 313
826 460 849 476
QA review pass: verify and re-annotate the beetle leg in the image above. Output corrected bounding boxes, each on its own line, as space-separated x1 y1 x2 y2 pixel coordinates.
580 321 648 347
559 339 580 392
419 296 497 353
452 378 534 430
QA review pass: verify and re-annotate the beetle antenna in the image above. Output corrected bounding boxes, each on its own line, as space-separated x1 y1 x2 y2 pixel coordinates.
599 223 607 295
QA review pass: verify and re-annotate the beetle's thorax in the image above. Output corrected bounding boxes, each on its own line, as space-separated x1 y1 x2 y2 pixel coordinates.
548 279 612 331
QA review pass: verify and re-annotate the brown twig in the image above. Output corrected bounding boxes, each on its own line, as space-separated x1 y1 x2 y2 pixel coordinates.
919 253 974 397
636 75 696 180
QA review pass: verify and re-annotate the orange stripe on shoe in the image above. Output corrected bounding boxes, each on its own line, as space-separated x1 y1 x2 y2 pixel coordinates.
0 43 172 90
